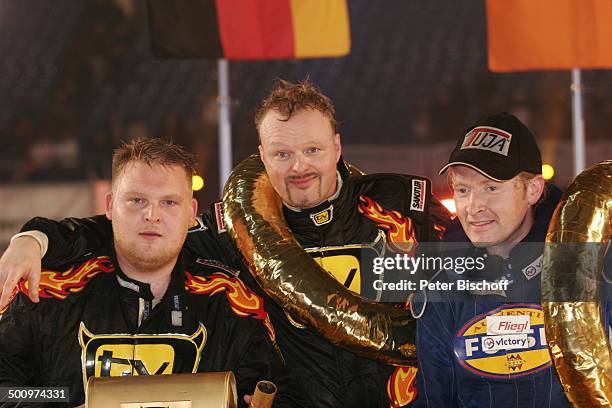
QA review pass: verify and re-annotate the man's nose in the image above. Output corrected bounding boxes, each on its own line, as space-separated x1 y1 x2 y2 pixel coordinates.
144 203 161 223
466 192 486 215
291 154 307 172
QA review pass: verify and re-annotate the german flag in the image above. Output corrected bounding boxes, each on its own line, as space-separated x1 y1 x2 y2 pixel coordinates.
487 0 612 71
148 0 350 60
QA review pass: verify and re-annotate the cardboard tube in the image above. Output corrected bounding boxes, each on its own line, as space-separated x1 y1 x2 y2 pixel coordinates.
250 380 276 408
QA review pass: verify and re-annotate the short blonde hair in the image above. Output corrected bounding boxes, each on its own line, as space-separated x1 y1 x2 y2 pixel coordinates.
112 138 196 188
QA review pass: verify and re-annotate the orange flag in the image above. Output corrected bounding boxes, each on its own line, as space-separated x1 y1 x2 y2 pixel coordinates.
487 0 612 71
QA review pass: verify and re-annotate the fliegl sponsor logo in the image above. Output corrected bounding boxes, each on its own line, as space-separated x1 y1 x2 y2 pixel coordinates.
486 315 530 335
454 305 553 379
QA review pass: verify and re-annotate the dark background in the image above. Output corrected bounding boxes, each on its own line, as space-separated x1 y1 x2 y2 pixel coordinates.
1 0 610 206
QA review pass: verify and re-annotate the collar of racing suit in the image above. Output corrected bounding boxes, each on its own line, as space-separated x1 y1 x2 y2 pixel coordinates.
112 254 185 299
110 248 186 328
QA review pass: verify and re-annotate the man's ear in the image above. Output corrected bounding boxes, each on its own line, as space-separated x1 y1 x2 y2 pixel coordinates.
105 192 113 221
527 175 545 205
190 198 198 223
333 133 341 162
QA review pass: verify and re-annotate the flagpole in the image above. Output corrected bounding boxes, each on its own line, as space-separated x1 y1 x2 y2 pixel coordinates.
571 68 585 175
218 58 232 195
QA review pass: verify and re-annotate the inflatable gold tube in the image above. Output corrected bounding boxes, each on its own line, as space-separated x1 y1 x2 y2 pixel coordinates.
223 155 416 366
542 160 612 407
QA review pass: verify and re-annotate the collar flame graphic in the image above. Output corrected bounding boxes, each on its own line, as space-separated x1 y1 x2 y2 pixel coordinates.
387 366 418 407
358 195 418 255
184 271 276 342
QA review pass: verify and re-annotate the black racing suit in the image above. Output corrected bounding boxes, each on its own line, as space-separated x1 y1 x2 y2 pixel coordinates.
17 162 451 407
0 245 299 407
264 164 450 407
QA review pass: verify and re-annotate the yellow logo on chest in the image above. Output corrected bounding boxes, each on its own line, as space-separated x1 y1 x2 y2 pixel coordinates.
309 205 333 226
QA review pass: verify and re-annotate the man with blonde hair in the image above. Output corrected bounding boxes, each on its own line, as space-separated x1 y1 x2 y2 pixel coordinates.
412 113 569 407
0 138 295 407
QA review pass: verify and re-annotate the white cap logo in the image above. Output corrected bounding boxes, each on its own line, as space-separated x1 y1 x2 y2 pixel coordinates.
460 126 512 156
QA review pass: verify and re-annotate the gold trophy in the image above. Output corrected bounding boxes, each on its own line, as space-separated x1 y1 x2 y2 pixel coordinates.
86 372 237 408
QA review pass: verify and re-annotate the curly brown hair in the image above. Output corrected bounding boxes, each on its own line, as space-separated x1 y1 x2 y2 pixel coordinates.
112 137 196 188
254 78 337 135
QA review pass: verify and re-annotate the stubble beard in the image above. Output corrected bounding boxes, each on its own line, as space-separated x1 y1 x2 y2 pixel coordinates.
114 235 183 272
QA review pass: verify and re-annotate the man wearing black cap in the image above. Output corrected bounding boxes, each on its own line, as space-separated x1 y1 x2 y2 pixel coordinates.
412 113 570 407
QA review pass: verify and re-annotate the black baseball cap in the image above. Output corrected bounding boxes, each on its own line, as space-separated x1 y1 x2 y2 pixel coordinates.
439 112 542 181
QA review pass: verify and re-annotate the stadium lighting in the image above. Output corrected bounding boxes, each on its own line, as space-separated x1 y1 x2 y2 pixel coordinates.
441 198 456 214
542 164 555 180
192 175 205 191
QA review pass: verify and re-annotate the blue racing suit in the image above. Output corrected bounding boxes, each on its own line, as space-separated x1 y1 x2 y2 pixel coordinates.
412 185 575 408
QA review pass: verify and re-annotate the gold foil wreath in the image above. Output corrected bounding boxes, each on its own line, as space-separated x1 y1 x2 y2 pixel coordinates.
223 155 416 366
542 160 612 407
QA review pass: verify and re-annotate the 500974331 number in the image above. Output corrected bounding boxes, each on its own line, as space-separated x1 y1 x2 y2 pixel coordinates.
1 387 69 402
